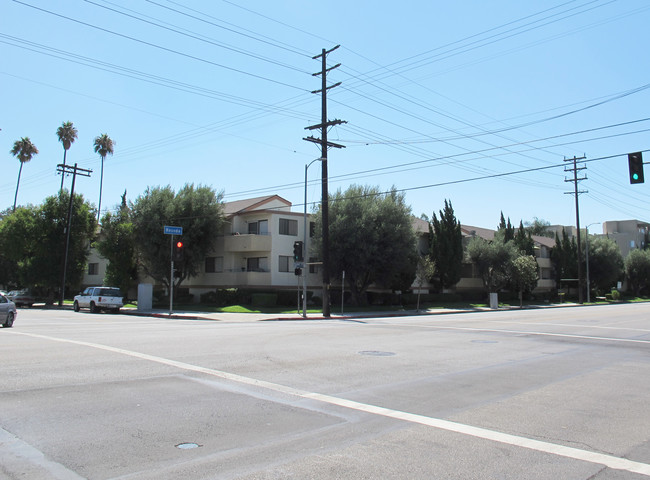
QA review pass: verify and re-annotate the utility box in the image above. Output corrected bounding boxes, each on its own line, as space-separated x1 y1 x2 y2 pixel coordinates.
137 283 153 311
489 292 498 309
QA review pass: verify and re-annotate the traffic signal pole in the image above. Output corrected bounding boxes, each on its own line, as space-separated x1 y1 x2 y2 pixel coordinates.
170 234 174 316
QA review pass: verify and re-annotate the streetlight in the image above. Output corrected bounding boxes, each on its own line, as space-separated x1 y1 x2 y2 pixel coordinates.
303 158 324 317
585 222 601 303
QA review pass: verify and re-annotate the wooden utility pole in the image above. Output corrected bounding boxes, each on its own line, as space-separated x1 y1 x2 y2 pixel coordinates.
564 155 587 304
304 46 346 317
57 163 92 306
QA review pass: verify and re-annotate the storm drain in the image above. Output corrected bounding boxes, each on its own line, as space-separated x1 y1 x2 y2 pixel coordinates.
358 350 396 357
176 443 201 449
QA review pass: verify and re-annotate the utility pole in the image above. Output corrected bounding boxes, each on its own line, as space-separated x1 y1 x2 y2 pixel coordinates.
564 155 587 304
304 45 346 317
57 163 92 306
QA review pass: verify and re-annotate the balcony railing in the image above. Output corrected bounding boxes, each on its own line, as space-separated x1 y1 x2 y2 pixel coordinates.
224 233 272 252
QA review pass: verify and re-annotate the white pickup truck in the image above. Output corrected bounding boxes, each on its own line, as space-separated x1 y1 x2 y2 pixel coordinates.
73 287 123 313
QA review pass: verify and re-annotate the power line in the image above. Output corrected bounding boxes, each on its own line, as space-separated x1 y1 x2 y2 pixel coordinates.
11 0 308 91
83 0 311 74
144 0 312 57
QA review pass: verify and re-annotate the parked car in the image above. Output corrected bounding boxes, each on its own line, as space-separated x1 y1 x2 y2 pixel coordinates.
6 289 36 307
0 293 17 328
73 287 123 313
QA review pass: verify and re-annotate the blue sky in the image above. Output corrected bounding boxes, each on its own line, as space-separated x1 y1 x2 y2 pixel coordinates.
2 0 650 232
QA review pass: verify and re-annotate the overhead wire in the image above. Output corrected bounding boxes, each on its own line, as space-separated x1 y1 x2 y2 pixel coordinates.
6 0 648 222
11 0 308 92
83 0 310 74
144 0 312 57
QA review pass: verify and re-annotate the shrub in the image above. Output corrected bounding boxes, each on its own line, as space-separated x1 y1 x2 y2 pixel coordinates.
200 288 242 306
251 293 277 307
610 289 621 301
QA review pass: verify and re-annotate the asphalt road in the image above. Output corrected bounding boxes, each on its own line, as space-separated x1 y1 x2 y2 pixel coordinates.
2 304 650 479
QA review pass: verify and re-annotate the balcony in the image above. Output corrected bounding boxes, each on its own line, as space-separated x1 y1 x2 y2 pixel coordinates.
211 269 271 287
224 233 271 253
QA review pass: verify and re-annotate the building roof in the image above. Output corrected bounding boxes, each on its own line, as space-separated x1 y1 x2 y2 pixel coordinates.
461 225 496 241
223 195 291 216
411 217 430 234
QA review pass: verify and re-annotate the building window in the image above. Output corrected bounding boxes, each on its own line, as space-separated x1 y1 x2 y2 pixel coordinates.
246 257 268 272
279 255 290 272
205 257 223 273
88 263 99 275
205 257 215 273
279 218 298 236
248 219 268 235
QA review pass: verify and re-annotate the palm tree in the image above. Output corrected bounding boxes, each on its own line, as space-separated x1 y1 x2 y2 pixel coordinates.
56 121 78 192
93 133 114 222
10 137 39 211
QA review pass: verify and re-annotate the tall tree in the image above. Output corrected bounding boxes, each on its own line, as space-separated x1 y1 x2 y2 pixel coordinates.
498 212 515 242
131 184 225 295
415 255 436 311
466 235 519 294
56 121 78 192
510 255 539 307
525 217 553 238
514 220 535 256
551 228 577 287
0 193 96 299
429 199 463 290
625 249 650 296
10 137 39 211
585 236 623 294
93 133 114 222
313 185 418 305
96 191 138 297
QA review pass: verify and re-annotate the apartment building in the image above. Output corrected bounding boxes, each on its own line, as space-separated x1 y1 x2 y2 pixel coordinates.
601 220 650 258
83 195 562 299
183 195 321 300
82 195 322 300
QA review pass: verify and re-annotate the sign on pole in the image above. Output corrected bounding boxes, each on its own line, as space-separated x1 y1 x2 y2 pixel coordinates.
164 226 183 235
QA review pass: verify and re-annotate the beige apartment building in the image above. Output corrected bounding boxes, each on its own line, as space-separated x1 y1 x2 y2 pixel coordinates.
87 194 650 300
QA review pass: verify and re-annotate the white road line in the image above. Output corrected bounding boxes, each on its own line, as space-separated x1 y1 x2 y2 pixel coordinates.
11 331 650 476
383 323 650 344
489 320 650 333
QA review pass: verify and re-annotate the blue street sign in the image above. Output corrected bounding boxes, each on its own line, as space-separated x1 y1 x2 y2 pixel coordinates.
164 226 183 235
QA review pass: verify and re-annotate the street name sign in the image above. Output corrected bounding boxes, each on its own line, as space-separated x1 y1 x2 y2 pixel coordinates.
164 226 183 235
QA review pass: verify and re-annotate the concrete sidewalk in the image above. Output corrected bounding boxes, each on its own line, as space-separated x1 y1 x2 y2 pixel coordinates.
120 302 582 323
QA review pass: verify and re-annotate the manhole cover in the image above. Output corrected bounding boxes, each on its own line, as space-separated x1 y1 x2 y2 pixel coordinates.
359 350 396 356
176 443 201 449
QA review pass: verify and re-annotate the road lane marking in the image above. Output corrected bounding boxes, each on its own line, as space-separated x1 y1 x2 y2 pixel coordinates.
11 331 650 476
379 322 650 344
0 427 87 480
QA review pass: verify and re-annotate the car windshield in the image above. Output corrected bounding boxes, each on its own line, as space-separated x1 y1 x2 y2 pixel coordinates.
99 288 122 296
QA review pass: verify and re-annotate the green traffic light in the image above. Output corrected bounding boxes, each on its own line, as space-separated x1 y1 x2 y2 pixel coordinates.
633 173 639 180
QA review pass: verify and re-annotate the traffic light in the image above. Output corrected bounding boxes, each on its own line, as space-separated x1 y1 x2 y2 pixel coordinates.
294 267 302 276
293 241 303 261
628 152 644 184
173 240 184 261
